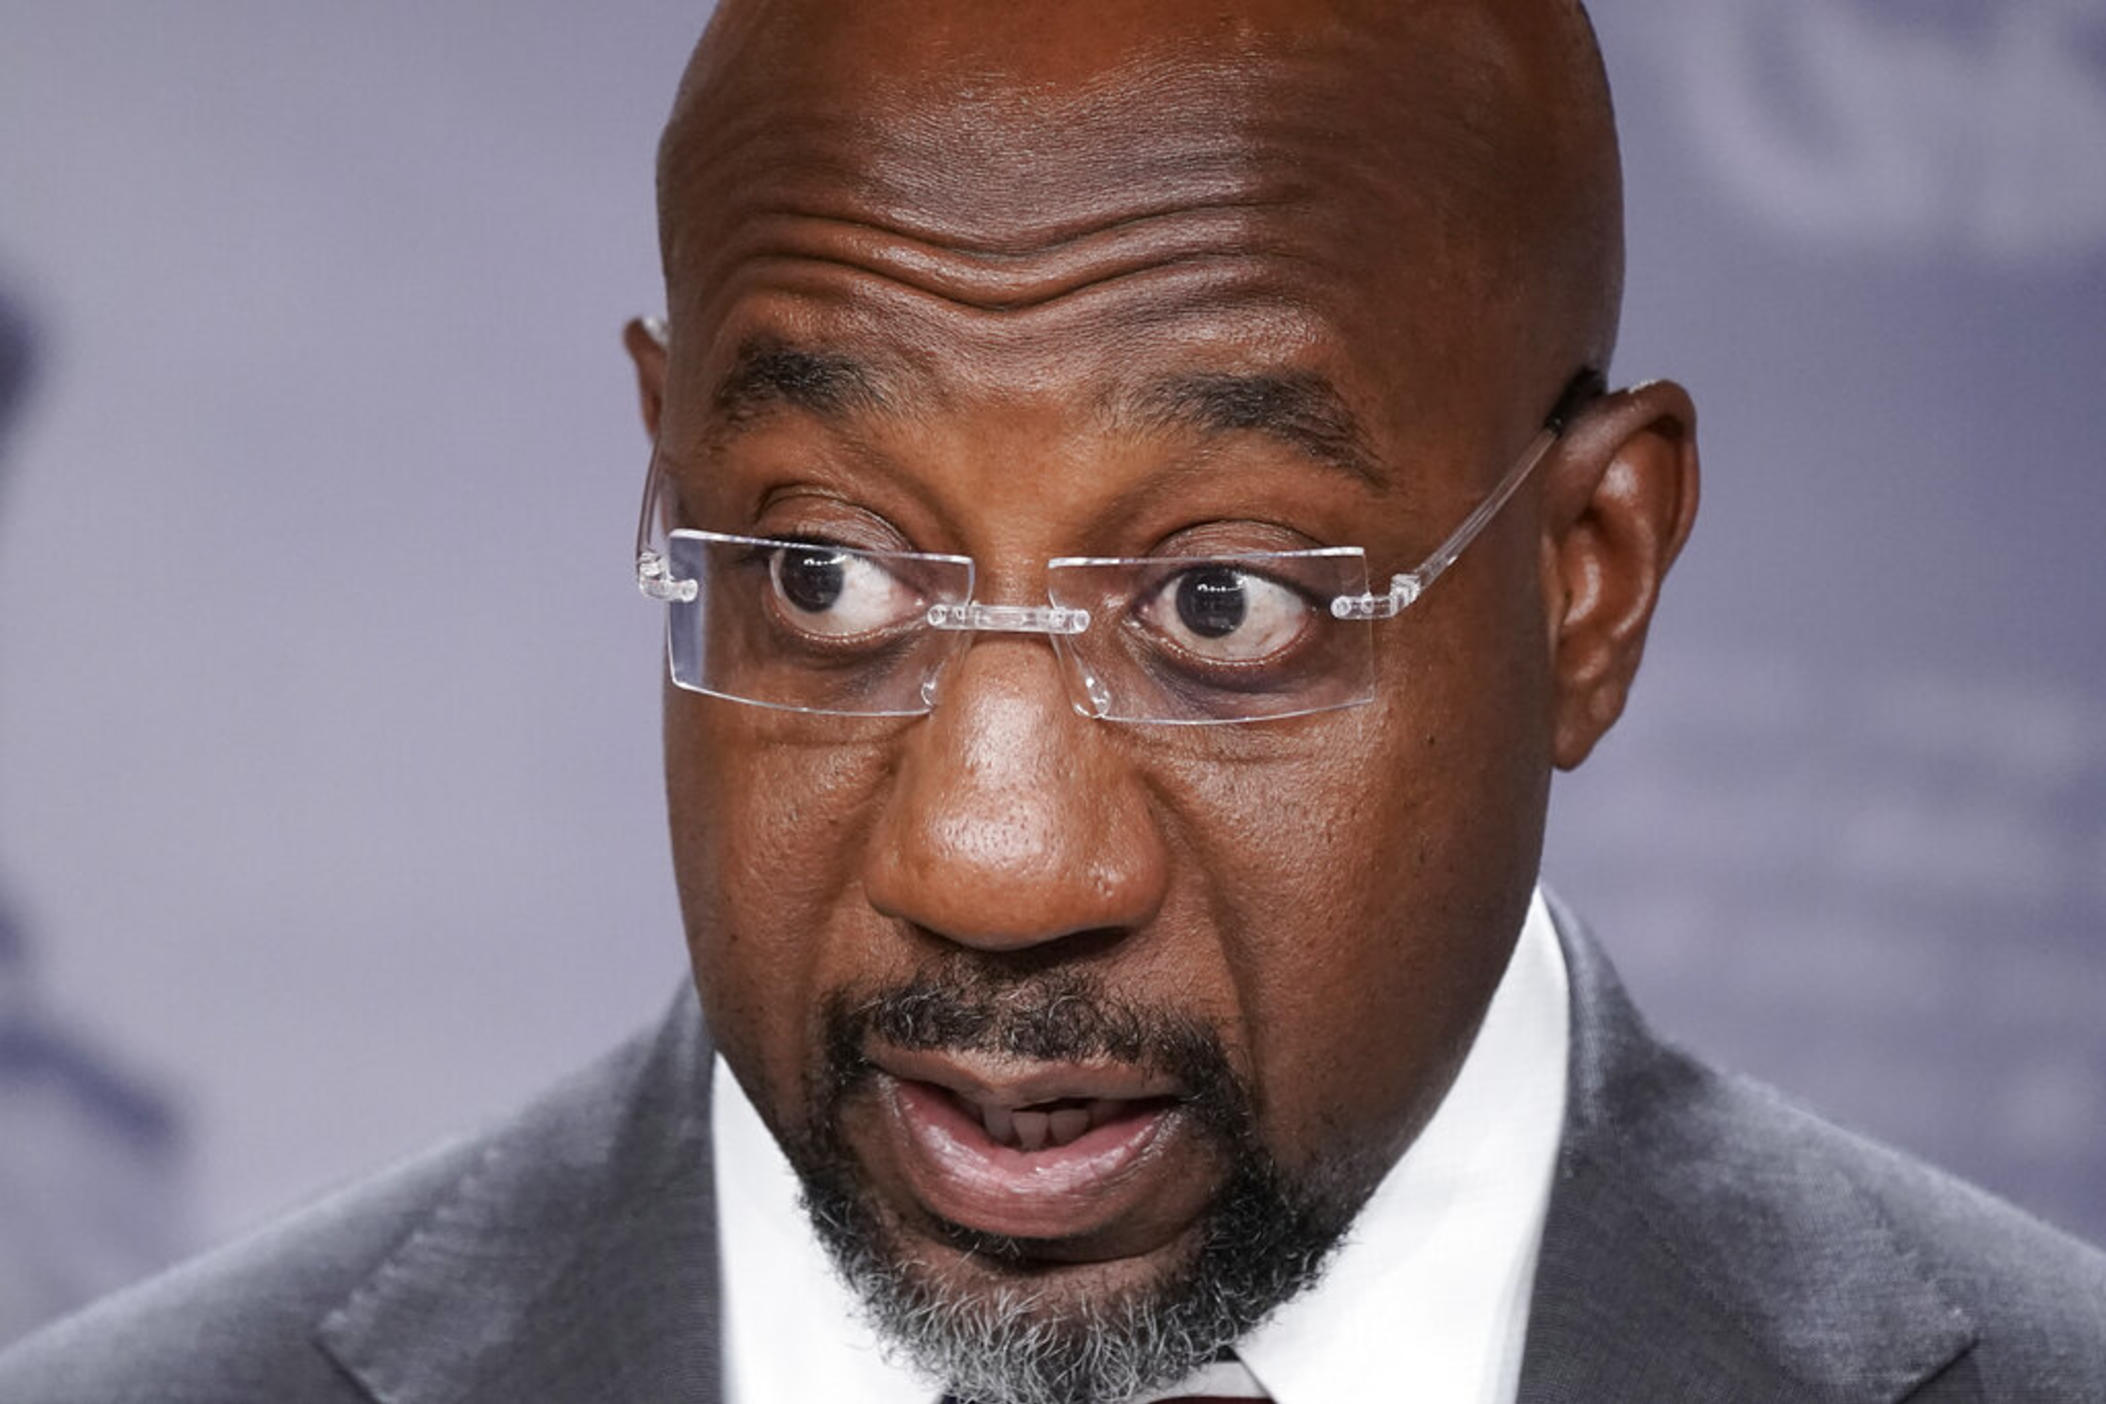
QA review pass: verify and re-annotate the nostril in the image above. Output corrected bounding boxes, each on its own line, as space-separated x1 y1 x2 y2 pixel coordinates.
903 922 1137 969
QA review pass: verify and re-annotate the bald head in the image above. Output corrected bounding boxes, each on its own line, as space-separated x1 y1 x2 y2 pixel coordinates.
655 0 1624 404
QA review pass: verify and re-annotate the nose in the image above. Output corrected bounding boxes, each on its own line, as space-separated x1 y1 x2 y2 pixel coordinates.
861 639 1169 954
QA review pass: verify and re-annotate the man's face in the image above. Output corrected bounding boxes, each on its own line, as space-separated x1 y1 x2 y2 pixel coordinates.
642 1 1611 1392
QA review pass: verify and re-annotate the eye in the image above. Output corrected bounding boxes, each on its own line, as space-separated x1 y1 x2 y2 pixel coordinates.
766 544 920 636
1137 564 1316 662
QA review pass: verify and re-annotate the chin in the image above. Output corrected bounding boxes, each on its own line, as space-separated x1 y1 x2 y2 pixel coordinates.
786 1113 1355 1404
895 1207 1211 1305
772 963 1369 1401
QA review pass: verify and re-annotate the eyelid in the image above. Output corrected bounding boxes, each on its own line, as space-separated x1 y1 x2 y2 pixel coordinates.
748 478 919 545
1145 518 1331 559
766 531 875 554
750 515 914 556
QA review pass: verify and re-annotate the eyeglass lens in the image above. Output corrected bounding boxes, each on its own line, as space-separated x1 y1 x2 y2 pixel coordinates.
661 532 1378 725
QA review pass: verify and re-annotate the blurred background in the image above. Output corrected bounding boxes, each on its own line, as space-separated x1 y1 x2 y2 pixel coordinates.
1 0 2101 1343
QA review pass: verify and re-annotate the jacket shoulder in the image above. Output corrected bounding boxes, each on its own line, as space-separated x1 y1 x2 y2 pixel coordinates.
1782 1086 2106 1392
1650 1041 2106 1395
0 1020 669 1404
1542 907 2106 1401
0 1131 486 1402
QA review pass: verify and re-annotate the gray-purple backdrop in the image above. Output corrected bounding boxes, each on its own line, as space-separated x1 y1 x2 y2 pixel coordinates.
1 0 2101 1342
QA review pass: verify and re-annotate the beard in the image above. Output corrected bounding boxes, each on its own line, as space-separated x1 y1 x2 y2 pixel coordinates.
775 961 1363 1404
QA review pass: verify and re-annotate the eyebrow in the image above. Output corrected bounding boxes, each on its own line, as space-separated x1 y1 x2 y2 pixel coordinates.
711 338 890 425
705 341 1385 489
1125 371 1386 489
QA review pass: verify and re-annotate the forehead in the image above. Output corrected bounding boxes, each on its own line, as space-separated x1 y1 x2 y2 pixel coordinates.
656 3 1557 455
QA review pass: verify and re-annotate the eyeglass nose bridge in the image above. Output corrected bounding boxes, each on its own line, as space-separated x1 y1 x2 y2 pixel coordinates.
925 601 1091 636
918 601 1111 718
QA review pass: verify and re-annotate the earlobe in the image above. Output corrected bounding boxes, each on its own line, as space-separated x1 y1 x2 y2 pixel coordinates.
1540 380 1701 769
623 316 670 441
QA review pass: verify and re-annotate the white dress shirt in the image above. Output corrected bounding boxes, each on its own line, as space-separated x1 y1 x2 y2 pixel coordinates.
713 889 1570 1404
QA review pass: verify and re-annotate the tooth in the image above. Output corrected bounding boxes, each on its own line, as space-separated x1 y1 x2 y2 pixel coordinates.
1048 1108 1091 1146
1014 1110 1051 1152
1089 1099 1123 1128
981 1103 1015 1146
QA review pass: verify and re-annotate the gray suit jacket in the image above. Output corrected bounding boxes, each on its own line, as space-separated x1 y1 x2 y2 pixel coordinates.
4 912 2102 1402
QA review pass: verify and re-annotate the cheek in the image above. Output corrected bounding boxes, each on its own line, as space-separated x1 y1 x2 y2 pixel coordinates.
1156 635 1548 1178
664 695 898 1116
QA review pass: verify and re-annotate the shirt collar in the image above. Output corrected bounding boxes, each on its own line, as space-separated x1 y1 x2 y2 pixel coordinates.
1226 887 1569 1404
713 889 1569 1404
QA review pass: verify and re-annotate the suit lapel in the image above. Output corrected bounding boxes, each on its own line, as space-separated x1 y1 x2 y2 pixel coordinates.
316 989 723 1404
1519 899 1977 1403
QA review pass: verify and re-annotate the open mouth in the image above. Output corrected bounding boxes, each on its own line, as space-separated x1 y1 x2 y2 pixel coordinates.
947 1089 1179 1152
858 1044 1219 1249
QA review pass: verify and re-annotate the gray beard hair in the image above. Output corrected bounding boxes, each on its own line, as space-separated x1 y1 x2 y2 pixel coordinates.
798 1154 1348 1404
786 967 1363 1404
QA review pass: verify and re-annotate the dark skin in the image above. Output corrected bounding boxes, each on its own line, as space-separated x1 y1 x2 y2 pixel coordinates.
626 0 1697 1311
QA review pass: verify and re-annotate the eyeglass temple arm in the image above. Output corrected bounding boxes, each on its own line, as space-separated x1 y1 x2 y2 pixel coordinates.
635 448 701 602
638 550 697 603
1332 369 1606 622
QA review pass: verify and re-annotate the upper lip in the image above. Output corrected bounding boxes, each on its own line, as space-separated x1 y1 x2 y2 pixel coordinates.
866 1043 1183 1113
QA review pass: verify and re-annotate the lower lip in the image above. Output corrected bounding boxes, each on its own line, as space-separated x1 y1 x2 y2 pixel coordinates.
878 1076 1186 1242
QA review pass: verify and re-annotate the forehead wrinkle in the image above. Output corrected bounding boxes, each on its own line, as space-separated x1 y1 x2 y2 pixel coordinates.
670 102 1539 408
686 146 1311 313
677 207 1335 365
733 159 1295 262
664 9 1553 269
683 244 1328 406
734 239 1299 319
663 0 1626 415
660 41 1286 264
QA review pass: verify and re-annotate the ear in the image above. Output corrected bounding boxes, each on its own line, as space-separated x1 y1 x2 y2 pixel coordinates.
1536 379 1700 769
622 316 669 440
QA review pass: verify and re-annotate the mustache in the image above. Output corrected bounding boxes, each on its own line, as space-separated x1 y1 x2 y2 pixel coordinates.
818 963 1255 1144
